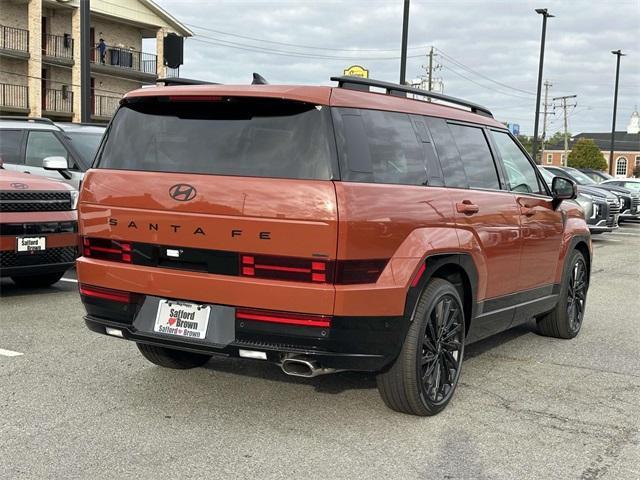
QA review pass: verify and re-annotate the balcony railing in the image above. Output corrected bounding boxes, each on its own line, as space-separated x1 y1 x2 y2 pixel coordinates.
44 33 73 59
45 88 73 113
92 94 120 118
0 83 28 110
92 44 157 74
0 24 29 53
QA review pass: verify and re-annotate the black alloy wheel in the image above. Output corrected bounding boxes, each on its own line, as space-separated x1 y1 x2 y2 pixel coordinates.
420 294 464 405
566 256 587 333
377 278 465 416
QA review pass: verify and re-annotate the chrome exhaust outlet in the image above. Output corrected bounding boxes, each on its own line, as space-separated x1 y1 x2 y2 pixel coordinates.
281 356 338 378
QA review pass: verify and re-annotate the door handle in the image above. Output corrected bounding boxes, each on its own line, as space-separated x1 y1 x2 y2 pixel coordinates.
23 171 31 174
456 201 479 215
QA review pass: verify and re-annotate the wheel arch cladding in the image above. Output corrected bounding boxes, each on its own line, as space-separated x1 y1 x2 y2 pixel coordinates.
407 254 477 335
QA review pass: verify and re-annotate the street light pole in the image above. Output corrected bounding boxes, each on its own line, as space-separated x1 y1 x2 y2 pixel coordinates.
531 8 554 164
608 50 625 176
399 0 410 85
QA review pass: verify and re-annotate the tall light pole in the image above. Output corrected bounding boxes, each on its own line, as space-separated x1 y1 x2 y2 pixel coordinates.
399 0 410 85
531 8 554 164
608 49 625 176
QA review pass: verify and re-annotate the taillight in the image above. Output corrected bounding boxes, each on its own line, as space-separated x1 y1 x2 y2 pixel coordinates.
334 259 388 285
236 308 331 328
239 254 387 284
79 284 136 303
83 237 132 263
240 254 332 283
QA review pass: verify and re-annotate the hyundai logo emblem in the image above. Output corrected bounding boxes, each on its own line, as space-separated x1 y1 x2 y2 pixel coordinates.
10 182 29 190
169 184 197 202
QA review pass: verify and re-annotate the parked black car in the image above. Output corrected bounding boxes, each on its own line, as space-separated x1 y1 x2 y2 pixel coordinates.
544 166 639 222
578 168 613 184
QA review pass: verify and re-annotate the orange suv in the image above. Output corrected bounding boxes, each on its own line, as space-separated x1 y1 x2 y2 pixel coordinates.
77 77 591 416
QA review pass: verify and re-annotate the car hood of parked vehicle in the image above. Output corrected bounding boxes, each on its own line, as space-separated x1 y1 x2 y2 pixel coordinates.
592 183 637 198
0 168 74 192
575 185 618 200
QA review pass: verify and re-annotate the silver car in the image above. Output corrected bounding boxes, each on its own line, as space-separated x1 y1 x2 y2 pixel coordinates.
0 117 105 190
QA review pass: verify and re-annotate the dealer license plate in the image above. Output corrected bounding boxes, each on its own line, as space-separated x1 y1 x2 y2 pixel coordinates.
17 236 46 253
153 300 210 340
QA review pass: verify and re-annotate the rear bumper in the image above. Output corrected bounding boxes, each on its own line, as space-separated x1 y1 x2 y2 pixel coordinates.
83 303 408 372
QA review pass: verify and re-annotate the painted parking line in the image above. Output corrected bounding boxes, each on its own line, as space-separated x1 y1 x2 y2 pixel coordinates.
610 231 640 237
0 348 23 357
59 278 78 283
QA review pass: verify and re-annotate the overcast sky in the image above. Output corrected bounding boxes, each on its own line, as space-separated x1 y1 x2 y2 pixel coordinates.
153 0 639 136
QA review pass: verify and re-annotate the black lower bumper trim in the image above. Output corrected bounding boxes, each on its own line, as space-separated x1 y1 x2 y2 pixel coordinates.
1 261 74 277
84 315 392 372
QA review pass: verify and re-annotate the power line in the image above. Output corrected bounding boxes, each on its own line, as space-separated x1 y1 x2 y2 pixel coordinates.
187 23 428 53
190 36 425 61
439 63 533 99
436 48 535 96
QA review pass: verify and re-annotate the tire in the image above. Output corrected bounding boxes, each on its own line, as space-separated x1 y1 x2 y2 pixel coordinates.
136 343 211 369
377 278 465 416
537 249 588 339
11 271 65 288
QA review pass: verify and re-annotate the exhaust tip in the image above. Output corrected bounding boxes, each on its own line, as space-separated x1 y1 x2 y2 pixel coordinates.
281 358 315 378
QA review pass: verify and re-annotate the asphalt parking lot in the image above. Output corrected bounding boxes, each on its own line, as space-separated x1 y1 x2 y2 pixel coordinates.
1 224 639 480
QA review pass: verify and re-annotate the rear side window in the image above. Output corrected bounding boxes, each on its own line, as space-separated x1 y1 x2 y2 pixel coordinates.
448 124 500 190
97 98 335 180
0 130 23 164
423 117 468 188
25 131 68 167
334 108 427 185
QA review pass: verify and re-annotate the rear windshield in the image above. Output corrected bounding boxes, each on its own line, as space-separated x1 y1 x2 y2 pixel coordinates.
96 98 335 180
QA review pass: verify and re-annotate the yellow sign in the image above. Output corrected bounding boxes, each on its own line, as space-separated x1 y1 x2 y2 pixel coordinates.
343 65 369 78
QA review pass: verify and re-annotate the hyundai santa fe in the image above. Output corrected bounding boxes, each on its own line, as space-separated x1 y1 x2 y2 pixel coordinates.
76 76 591 416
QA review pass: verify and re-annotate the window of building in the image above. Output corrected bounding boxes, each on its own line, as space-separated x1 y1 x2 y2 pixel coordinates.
635 155 640 167
546 153 553 164
616 157 628 176
25 131 68 167
560 154 566 163
448 124 500 190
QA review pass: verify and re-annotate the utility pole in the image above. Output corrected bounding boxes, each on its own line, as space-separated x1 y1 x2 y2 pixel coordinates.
540 80 552 156
608 50 625 176
427 46 434 92
80 0 90 122
399 0 410 85
531 8 554 164
553 94 577 167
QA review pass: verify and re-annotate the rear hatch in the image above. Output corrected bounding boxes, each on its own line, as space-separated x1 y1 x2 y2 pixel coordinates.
78 95 339 313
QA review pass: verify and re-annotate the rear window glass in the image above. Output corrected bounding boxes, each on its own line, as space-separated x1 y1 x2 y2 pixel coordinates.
96 98 335 180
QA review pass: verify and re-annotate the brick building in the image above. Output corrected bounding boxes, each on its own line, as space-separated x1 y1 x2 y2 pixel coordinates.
542 110 640 177
0 0 191 122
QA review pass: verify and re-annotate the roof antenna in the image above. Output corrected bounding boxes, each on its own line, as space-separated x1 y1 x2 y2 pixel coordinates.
252 73 269 85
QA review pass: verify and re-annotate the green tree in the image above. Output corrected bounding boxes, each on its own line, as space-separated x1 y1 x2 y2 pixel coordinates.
567 138 607 170
546 131 569 147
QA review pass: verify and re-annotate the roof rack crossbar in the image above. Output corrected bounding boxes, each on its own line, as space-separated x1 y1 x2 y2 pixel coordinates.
0 116 58 125
330 76 493 118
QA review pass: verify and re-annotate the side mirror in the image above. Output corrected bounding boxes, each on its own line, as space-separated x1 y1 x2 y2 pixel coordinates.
43 156 69 171
552 176 577 202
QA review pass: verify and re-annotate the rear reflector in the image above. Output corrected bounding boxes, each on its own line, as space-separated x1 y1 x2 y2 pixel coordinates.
105 327 124 338
236 308 331 328
411 263 427 288
79 284 135 304
238 349 267 360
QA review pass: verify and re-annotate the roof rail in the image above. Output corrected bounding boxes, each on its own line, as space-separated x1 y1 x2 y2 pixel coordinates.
330 76 493 118
156 77 220 86
0 116 59 126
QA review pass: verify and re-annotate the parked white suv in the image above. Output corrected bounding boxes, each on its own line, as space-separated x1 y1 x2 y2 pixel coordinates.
0 117 105 190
